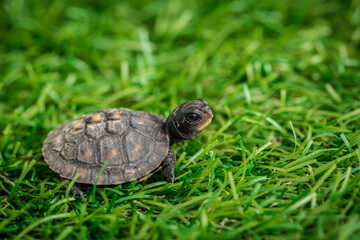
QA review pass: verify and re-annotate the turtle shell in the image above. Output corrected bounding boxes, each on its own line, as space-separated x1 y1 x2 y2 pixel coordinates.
42 108 170 185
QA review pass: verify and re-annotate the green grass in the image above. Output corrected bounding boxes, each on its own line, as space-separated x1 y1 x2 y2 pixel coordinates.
1 0 360 239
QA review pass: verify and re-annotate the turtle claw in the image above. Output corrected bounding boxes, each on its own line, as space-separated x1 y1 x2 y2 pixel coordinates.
63 179 84 197
70 186 84 197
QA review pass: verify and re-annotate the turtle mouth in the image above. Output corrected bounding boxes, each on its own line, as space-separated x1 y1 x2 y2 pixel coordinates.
196 101 213 131
197 113 213 131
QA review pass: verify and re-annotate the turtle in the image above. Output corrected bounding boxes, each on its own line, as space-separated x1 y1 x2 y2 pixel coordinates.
42 99 213 196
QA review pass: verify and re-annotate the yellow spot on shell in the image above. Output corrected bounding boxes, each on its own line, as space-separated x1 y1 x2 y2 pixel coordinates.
74 122 83 130
84 150 93 158
91 114 102 123
112 113 121 120
107 149 119 159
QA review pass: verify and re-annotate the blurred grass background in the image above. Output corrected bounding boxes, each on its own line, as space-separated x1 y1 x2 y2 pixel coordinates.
1 0 360 239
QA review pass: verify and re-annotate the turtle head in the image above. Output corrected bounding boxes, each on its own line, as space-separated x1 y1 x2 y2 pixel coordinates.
166 98 213 145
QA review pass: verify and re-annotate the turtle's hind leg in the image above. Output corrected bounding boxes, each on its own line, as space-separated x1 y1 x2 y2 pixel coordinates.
62 178 84 197
161 149 176 183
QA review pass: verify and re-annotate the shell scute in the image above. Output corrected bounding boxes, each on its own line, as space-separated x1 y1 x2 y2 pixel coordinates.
46 152 64 172
59 162 77 180
65 123 85 143
75 166 92 183
60 142 77 160
154 142 168 157
96 170 110 185
98 135 125 166
130 115 157 134
77 140 97 164
124 130 151 164
122 166 138 182
106 115 128 135
50 135 64 152
84 113 106 139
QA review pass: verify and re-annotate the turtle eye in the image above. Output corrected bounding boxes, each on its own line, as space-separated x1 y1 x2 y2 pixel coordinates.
186 113 201 122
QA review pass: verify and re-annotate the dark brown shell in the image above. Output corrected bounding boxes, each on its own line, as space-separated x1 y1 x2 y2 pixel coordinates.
42 108 170 185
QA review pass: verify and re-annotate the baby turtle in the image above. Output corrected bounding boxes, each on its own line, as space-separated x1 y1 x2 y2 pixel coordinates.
42 99 213 196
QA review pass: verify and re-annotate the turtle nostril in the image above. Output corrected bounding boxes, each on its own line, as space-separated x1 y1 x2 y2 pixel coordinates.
203 106 213 117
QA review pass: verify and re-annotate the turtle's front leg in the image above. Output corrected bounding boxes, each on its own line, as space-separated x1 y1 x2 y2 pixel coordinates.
62 178 84 197
161 149 176 183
